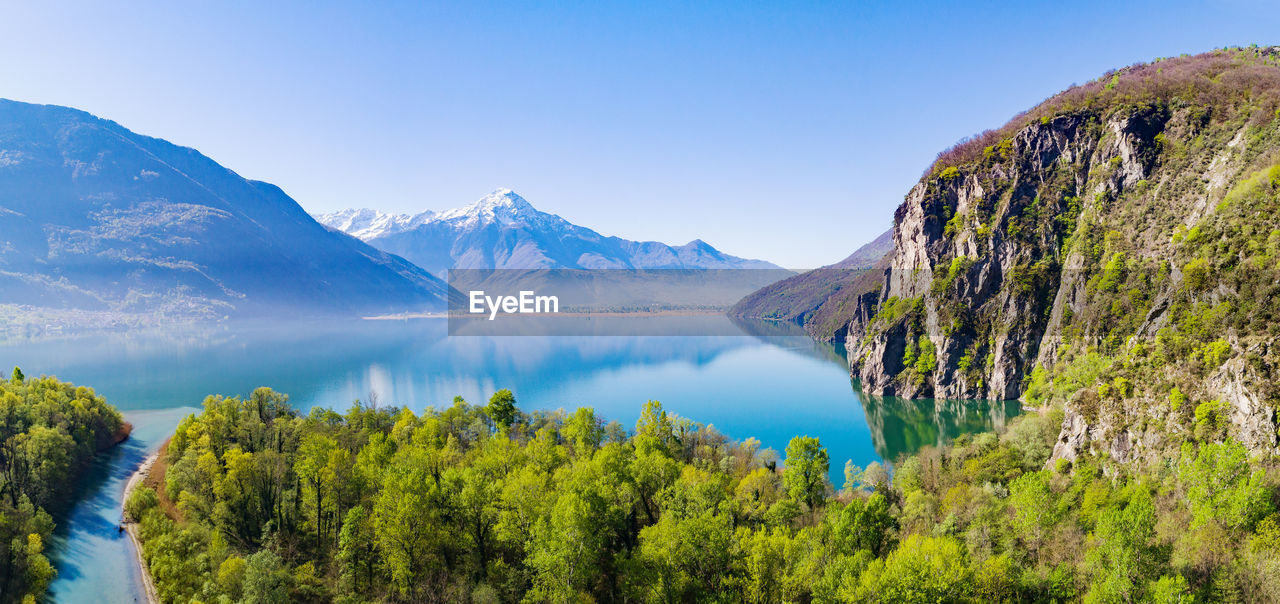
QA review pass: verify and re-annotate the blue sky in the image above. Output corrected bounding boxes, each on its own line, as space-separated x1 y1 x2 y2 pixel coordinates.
1 1 1277 267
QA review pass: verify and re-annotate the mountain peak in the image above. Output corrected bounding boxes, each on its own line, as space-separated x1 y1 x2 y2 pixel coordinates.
438 188 539 224
478 188 532 209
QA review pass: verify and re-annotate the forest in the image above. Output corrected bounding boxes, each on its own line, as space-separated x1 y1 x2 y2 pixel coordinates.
0 368 128 603
129 386 1280 603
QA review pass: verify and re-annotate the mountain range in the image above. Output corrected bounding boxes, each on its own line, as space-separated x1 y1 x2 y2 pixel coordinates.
315 189 783 278
0 100 449 321
0 100 783 326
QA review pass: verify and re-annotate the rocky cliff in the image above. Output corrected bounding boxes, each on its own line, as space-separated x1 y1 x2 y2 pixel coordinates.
840 48 1280 464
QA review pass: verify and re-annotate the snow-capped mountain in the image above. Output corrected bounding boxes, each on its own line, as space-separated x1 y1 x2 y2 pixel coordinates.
315 207 435 240
316 189 783 277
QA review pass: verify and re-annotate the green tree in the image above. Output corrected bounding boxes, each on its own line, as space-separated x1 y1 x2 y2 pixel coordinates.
485 389 517 430
563 407 604 456
1148 574 1194 603
373 447 450 597
457 466 500 577
1009 471 1061 557
16 426 74 506
216 555 247 601
852 534 973 602
783 436 829 511
1180 440 1271 530
634 400 675 455
337 505 378 596
243 549 292 603
1086 488 1163 603
125 486 159 522
734 467 782 522
735 527 795 603
527 489 607 601
295 433 339 548
634 509 734 602
829 492 896 557
974 554 1018 602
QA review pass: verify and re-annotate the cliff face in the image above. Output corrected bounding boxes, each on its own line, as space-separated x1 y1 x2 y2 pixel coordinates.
842 48 1280 463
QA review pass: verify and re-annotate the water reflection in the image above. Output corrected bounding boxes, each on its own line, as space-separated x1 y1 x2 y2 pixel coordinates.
1 319 755 411
2 318 1020 471
858 388 1021 465
731 316 1021 466
7 318 1021 603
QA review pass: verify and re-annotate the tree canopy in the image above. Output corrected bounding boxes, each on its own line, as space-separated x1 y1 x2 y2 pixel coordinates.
130 387 1280 602
0 369 127 603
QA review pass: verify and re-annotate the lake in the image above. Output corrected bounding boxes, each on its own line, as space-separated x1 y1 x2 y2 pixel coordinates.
0 317 1019 602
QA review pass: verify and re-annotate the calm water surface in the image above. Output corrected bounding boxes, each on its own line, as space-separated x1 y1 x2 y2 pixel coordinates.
0 318 1019 603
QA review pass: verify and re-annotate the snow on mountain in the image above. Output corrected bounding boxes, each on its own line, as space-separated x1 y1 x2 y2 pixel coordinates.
434 188 548 226
314 207 434 240
315 189 783 277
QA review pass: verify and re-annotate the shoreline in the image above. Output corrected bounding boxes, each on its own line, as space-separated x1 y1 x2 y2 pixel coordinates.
122 447 161 604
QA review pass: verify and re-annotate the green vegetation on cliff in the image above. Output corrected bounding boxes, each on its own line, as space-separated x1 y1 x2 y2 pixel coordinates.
0 368 128 603
791 47 1280 467
132 388 1280 602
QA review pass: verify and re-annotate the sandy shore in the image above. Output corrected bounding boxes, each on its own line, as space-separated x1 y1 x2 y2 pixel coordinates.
122 451 161 604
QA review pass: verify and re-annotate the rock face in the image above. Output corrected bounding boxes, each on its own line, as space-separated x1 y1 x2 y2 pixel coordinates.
848 111 1143 399
836 49 1280 463
1210 355 1280 452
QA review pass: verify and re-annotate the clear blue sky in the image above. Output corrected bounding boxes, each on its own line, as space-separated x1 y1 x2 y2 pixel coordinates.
1 1 1276 267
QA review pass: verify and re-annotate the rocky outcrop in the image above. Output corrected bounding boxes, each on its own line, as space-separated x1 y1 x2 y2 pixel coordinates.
846 110 1156 400
836 49 1280 463
1209 356 1279 454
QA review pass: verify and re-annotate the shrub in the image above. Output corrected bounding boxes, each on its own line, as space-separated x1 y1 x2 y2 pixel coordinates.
1193 399 1230 442
125 486 160 522
1182 257 1210 290
1196 339 1232 368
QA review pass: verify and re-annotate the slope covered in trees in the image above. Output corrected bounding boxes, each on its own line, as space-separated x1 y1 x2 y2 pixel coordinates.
0 368 128 602
132 388 1280 602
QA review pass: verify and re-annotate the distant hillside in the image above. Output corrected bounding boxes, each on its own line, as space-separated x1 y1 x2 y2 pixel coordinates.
0 100 448 321
834 227 893 269
316 189 784 277
729 228 892 338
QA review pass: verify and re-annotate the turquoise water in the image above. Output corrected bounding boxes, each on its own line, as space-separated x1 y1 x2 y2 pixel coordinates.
1 318 1018 602
43 407 195 604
